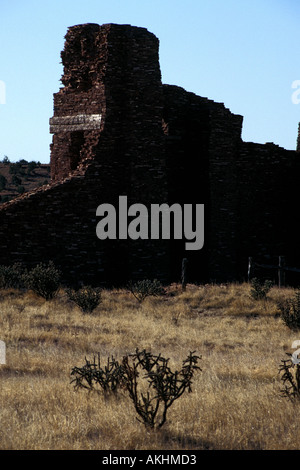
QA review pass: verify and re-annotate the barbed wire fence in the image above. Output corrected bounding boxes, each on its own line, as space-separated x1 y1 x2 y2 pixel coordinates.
248 255 300 287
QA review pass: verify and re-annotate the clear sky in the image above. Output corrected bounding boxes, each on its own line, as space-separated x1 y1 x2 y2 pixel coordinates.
1 0 300 163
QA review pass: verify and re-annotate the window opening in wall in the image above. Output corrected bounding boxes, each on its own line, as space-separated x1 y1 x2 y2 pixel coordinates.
69 131 85 171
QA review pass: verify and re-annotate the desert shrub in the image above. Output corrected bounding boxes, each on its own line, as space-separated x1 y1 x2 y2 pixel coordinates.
277 290 300 330
0 262 27 289
66 285 102 313
23 261 61 300
127 279 165 303
250 277 273 300
279 355 300 400
122 349 201 428
71 354 126 394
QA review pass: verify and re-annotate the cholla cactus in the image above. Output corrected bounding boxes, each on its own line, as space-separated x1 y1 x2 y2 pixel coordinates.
279 355 300 400
122 348 201 428
71 353 126 394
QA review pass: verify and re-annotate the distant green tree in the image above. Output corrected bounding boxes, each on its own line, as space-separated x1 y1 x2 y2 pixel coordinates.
9 164 16 175
27 161 37 174
1 195 11 203
12 175 22 186
1 156 10 164
17 185 25 194
0 174 7 190
9 162 24 175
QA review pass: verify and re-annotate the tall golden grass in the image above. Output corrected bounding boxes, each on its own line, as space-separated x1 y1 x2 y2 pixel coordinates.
0 282 300 450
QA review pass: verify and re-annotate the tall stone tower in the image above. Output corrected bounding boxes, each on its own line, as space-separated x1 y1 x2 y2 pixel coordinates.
50 24 166 189
0 24 170 287
49 23 169 284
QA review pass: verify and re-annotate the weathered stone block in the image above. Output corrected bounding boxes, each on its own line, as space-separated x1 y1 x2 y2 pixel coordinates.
49 114 102 133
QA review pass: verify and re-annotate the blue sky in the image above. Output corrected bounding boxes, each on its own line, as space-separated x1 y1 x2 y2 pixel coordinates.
1 0 300 163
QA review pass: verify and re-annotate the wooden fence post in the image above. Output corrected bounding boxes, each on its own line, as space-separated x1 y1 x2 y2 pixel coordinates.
181 258 188 291
248 257 253 282
278 256 285 288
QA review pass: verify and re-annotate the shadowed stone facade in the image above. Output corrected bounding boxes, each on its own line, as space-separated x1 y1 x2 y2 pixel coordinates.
0 23 299 286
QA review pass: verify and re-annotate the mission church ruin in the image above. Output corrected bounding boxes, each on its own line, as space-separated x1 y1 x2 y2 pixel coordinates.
0 22 299 286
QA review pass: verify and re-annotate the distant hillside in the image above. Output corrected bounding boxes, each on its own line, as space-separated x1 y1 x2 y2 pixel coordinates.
0 159 51 204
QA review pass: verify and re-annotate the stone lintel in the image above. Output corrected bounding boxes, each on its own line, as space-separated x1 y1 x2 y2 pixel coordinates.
49 114 102 133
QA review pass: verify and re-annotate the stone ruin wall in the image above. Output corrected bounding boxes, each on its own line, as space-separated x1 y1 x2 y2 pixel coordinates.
162 84 300 283
235 141 300 283
0 23 299 286
161 84 244 282
0 23 170 286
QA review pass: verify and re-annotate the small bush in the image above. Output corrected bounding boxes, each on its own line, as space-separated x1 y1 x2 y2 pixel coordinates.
0 262 27 289
24 261 61 300
277 290 300 330
66 285 102 313
250 277 273 300
127 279 165 303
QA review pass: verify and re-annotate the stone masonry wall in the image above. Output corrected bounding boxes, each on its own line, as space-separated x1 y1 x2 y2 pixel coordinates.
0 23 169 286
161 85 244 282
0 23 299 286
235 141 300 282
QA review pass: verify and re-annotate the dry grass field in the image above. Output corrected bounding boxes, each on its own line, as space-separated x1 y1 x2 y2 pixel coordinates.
1 281 300 450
